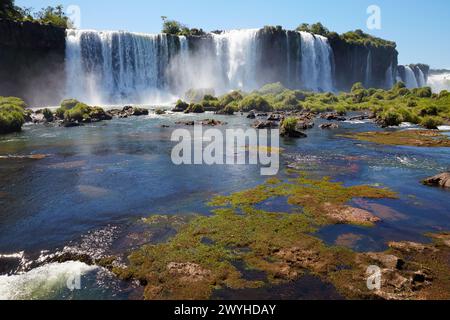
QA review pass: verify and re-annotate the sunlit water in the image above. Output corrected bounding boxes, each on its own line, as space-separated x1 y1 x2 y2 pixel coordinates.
0 112 449 299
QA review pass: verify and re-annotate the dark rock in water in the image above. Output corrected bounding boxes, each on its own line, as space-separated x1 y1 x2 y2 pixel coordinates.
257 113 269 117
253 120 279 129
247 111 256 119
62 121 83 128
132 107 149 116
320 112 346 121
296 121 314 130
199 119 227 126
267 113 283 122
349 114 369 121
320 123 339 130
175 121 195 126
160 125 170 128
422 172 450 188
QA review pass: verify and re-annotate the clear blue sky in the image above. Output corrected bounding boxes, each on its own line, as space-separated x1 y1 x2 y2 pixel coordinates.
17 0 450 68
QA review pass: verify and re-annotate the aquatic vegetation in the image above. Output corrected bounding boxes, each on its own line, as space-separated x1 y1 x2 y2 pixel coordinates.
342 130 450 147
0 96 26 134
119 173 399 300
238 95 273 112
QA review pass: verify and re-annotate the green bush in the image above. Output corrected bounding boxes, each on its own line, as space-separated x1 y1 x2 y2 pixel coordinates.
186 104 205 114
0 96 27 109
185 88 215 103
219 91 243 108
64 103 91 122
258 82 287 95
0 103 25 134
351 82 365 92
173 99 189 112
379 109 403 127
420 116 443 129
42 108 53 121
239 95 273 112
418 104 438 117
414 87 432 98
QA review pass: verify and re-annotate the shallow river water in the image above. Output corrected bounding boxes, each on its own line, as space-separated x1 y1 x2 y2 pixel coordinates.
0 111 449 299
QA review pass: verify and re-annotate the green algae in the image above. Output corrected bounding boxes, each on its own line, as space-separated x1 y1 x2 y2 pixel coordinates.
341 130 450 147
116 173 404 300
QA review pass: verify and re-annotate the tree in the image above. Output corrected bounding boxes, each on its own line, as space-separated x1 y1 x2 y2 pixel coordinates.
296 22 330 36
35 5 69 28
0 0 23 20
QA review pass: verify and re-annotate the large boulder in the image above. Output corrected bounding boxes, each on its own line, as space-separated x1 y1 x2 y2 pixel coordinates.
422 172 450 188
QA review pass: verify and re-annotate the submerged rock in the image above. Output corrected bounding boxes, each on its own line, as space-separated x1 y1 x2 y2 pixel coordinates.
320 112 346 121
422 172 450 188
320 123 339 130
253 120 279 129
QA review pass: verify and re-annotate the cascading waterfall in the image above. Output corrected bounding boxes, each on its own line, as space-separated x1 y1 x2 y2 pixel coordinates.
417 68 426 87
404 66 419 89
66 29 174 105
299 31 334 92
385 64 394 89
365 50 372 88
212 29 260 91
65 28 339 104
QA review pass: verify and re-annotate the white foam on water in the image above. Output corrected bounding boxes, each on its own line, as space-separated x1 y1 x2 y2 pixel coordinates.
0 262 97 300
438 125 450 131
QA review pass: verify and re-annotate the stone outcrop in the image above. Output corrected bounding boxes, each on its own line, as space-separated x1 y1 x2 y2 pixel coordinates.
422 172 450 188
0 19 66 106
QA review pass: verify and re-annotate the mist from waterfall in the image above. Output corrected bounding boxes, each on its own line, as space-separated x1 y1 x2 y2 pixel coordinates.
427 72 450 93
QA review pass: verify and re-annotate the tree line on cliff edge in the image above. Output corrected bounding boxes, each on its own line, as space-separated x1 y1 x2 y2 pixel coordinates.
0 0 70 28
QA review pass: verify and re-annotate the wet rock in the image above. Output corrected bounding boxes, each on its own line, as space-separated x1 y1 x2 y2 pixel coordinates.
319 123 339 130
247 111 256 119
366 253 405 270
253 120 279 129
349 114 369 121
167 262 212 283
175 121 195 126
320 112 346 121
61 120 83 128
160 125 170 128
422 172 450 188
388 241 437 253
296 121 314 130
199 119 227 126
267 113 283 122
274 247 325 271
323 204 380 225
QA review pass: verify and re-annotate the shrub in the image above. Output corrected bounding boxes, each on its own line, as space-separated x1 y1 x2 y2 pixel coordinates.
258 82 287 95
186 104 205 114
351 82 365 92
64 103 91 122
379 109 403 127
420 116 443 129
414 87 432 98
219 91 243 108
0 96 27 109
42 108 53 121
418 104 438 117
185 88 215 103
173 99 189 112
238 95 273 112
0 104 25 134
60 99 79 110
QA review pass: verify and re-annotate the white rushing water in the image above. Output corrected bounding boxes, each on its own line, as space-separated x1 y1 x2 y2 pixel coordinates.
0 262 97 300
427 72 450 93
298 31 334 92
404 66 419 89
65 28 336 104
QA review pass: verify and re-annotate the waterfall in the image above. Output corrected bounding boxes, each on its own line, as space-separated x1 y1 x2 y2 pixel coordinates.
65 29 175 104
365 50 372 88
212 29 259 91
65 28 337 104
417 68 426 87
385 64 394 89
404 66 419 89
299 31 334 92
